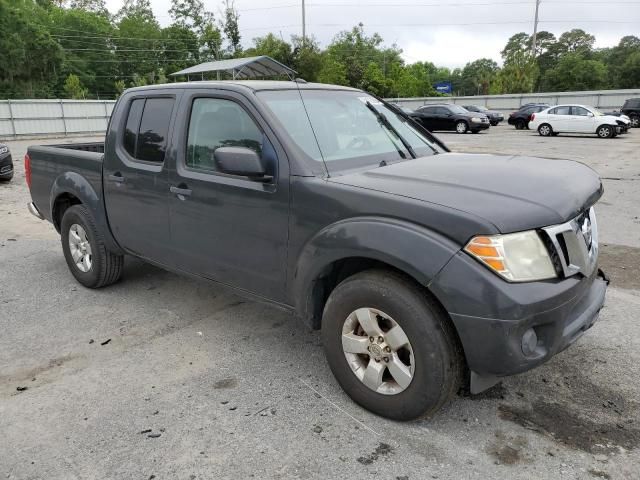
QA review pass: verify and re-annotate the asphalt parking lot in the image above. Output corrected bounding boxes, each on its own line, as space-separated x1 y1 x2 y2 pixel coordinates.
1 125 639 480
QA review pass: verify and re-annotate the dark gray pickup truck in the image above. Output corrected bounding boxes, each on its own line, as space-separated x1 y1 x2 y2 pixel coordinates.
26 81 607 420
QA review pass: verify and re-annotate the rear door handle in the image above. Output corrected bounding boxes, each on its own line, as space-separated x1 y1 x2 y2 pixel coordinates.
170 186 192 198
108 173 125 183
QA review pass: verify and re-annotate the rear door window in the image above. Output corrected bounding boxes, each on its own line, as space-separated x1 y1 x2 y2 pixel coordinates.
122 97 175 164
551 106 571 115
571 106 590 116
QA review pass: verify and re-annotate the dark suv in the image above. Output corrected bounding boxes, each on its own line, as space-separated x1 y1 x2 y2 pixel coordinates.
508 104 549 130
621 98 640 127
0 143 13 181
410 104 490 134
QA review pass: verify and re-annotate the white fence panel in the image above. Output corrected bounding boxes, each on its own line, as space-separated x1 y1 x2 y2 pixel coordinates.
390 88 640 113
0 99 116 139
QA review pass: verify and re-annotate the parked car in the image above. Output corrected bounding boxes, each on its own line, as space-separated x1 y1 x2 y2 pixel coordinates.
530 104 624 138
463 105 504 126
0 143 13 181
390 103 414 114
621 98 640 127
600 111 631 133
508 104 550 130
410 104 490 133
25 81 607 420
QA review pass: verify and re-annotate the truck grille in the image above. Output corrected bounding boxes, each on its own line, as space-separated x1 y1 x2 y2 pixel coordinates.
542 207 598 279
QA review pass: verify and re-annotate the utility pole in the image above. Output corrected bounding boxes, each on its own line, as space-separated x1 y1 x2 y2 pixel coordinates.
302 0 306 46
531 0 541 56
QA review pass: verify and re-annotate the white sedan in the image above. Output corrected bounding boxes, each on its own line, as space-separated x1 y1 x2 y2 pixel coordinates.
530 104 625 139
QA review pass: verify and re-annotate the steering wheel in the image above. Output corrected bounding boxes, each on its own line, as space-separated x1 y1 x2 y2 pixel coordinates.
346 136 373 150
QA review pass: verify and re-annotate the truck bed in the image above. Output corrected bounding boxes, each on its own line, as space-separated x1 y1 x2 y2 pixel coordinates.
27 141 105 225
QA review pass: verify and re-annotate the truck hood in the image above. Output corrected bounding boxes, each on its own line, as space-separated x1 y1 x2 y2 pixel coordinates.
329 153 603 233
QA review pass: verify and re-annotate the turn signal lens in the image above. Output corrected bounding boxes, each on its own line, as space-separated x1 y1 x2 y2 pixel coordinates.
464 231 557 282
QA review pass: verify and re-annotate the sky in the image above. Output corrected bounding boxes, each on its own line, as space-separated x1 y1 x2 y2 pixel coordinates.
104 0 640 68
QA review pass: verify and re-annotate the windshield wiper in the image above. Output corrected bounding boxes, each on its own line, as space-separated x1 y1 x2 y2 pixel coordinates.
365 101 417 159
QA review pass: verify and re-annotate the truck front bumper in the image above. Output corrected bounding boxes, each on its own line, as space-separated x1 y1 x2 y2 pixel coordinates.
430 252 608 392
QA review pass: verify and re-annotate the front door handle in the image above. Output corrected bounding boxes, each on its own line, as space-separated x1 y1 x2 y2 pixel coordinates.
170 186 192 199
108 173 125 183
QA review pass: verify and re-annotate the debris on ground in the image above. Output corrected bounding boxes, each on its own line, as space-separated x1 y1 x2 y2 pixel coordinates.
100 339 111 346
16 386 28 392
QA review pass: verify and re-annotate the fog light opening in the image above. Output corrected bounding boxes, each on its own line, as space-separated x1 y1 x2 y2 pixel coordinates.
521 328 538 357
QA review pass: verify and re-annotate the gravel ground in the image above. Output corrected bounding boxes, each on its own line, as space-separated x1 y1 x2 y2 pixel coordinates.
1 126 639 480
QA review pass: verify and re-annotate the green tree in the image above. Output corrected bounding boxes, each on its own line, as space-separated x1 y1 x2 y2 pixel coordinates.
114 79 126 96
291 35 322 82
499 51 538 93
618 51 640 88
245 33 293 66
461 58 499 95
63 73 88 98
221 0 241 56
543 53 607 91
555 29 595 56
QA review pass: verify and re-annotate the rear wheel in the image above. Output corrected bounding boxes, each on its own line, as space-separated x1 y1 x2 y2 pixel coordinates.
538 124 553 137
630 115 639 128
321 270 463 420
597 125 614 139
455 121 468 134
61 205 124 288
515 119 526 130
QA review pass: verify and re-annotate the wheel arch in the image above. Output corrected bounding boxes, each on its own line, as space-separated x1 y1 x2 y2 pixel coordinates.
290 217 461 330
49 172 123 254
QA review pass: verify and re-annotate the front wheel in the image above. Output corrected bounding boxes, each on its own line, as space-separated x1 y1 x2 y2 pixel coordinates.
597 125 614 139
455 121 468 134
321 270 464 420
61 205 124 288
630 115 639 128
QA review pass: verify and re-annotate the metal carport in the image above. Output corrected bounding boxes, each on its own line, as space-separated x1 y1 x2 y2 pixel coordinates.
170 56 297 81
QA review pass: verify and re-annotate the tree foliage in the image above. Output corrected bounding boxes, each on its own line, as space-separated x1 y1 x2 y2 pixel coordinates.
0 0 639 99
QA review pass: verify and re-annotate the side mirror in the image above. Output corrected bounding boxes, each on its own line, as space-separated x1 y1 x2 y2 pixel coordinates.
214 147 271 181
587 112 594 117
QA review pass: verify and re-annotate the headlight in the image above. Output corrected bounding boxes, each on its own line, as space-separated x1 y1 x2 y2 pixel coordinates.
471 117 482 123
464 231 557 282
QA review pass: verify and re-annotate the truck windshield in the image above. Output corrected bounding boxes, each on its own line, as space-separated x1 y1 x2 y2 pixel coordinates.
257 89 440 174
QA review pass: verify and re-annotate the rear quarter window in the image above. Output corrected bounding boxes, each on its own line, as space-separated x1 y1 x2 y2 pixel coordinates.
122 97 175 164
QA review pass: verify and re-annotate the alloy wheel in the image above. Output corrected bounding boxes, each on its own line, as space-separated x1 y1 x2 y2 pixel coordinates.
68 223 93 272
341 308 415 395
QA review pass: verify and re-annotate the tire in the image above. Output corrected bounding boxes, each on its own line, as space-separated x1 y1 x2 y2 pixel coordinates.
538 124 553 137
0 174 12 182
630 115 639 128
515 120 526 130
455 121 468 134
597 124 614 139
61 204 124 288
321 270 464 421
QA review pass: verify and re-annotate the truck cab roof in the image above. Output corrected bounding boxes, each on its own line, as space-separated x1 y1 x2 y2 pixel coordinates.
125 80 361 95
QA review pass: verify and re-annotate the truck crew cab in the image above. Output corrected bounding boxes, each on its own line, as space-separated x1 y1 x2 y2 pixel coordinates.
25 81 607 420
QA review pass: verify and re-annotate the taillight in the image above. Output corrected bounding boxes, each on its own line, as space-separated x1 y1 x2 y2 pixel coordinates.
531 113 536 121
24 153 32 190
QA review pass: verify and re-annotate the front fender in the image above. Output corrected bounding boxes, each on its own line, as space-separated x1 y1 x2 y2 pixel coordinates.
290 216 461 321
49 172 123 254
